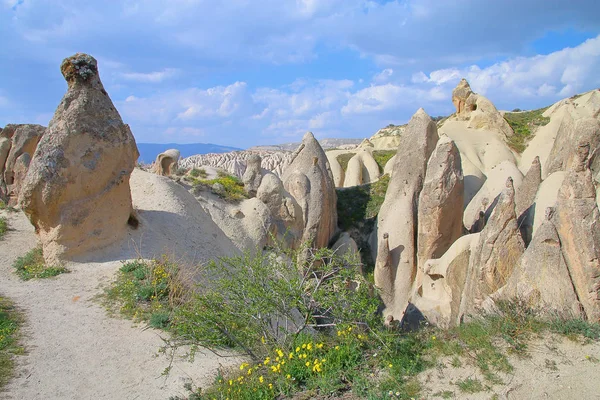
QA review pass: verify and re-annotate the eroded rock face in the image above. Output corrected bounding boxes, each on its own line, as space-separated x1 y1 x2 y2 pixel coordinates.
459 178 525 320
19 53 139 265
242 154 263 197
282 132 337 254
376 108 439 319
515 156 542 245
152 149 180 176
417 135 464 268
256 172 304 249
553 143 600 321
452 78 473 114
545 117 600 177
343 149 381 187
493 207 583 318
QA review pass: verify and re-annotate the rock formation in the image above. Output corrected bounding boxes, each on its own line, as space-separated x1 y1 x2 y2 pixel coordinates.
375 108 438 319
343 149 381 187
417 135 464 268
451 78 472 115
374 233 394 305
180 150 294 178
515 156 542 245
19 53 139 265
282 132 338 255
242 154 264 197
459 178 525 320
152 149 180 176
493 207 583 318
545 117 600 177
552 143 600 321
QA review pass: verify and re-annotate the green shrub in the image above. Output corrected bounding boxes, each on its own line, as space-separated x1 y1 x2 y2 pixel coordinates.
335 153 354 172
13 247 69 280
0 296 23 389
504 107 550 153
372 150 396 173
190 173 248 202
0 217 7 240
189 168 208 179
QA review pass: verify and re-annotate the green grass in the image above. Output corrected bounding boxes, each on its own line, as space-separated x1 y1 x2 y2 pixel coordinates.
189 168 208 179
0 217 7 240
336 153 354 172
372 150 396 173
13 247 69 280
190 172 248 202
456 377 485 394
0 296 24 389
503 107 550 153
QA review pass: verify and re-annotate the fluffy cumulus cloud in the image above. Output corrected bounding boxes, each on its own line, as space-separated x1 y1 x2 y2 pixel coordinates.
0 1 599 146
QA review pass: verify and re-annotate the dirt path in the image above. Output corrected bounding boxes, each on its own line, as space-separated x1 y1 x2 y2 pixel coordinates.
0 211 239 400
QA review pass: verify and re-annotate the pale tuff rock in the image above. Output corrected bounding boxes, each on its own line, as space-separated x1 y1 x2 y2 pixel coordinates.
282 132 338 253
531 171 566 236
256 172 304 249
332 232 360 262
515 156 542 245
493 207 583 318
451 78 514 138
463 161 524 232
8 153 31 207
369 124 406 150
343 149 381 187
180 150 294 178
0 135 12 200
459 178 525 320
383 154 396 176
451 78 473 114
546 117 600 177
152 149 180 176
19 53 139 265
553 143 600 321
374 232 394 306
417 136 464 269
412 233 480 328
242 154 264 197
376 108 439 319
325 152 345 187
461 155 486 208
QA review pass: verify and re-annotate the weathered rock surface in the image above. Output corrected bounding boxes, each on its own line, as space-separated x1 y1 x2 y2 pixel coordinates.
152 149 180 176
413 233 480 328
282 132 337 254
463 161 523 231
19 53 139 265
343 149 380 187
374 232 394 305
376 108 439 319
242 154 264 197
256 172 304 249
417 135 464 268
515 156 542 245
459 178 525 320
180 150 294 178
326 152 345 188
553 143 600 321
545 117 600 177
452 78 473 114
332 232 360 262
493 207 583 318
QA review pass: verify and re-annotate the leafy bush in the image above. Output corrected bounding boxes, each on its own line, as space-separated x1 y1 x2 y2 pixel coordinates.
0 217 7 240
190 173 248 202
335 153 354 172
372 150 396 173
13 247 69 280
0 297 23 389
189 168 208 179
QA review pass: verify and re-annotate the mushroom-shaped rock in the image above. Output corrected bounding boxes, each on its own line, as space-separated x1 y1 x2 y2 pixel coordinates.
282 132 337 254
492 207 583 318
417 135 464 269
452 78 473 114
376 108 439 318
242 154 264 197
459 177 525 320
152 149 180 176
553 143 600 321
19 53 139 265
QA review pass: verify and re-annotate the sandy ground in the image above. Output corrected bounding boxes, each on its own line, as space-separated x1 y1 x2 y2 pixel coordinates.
0 210 240 400
418 333 600 400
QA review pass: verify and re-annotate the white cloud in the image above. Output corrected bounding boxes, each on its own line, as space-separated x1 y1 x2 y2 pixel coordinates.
120 68 178 83
373 68 394 84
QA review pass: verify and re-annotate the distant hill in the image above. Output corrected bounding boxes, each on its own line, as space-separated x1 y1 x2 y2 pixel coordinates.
136 143 243 164
249 138 363 152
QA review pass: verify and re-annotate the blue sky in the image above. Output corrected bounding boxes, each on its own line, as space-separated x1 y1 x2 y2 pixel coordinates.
1 1 599 149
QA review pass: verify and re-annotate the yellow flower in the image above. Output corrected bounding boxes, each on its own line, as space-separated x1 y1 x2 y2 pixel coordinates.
286 374 291 379
276 349 284 358
261 336 266 344
307 343 313 351
289 352 294 359
305 361 310 367
337 331 342 336
335 346 340 350
263 357 271 365
268 383 273 389
347 327 352 332
302 343 307 349
239 362 249 370
358 334 362 339
259 376 264 383
316 343 324 349
321 359 326 363
388 363 393 368
228 380 233 386
247 368 252 375
432 335 437 340
295 346 300 352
